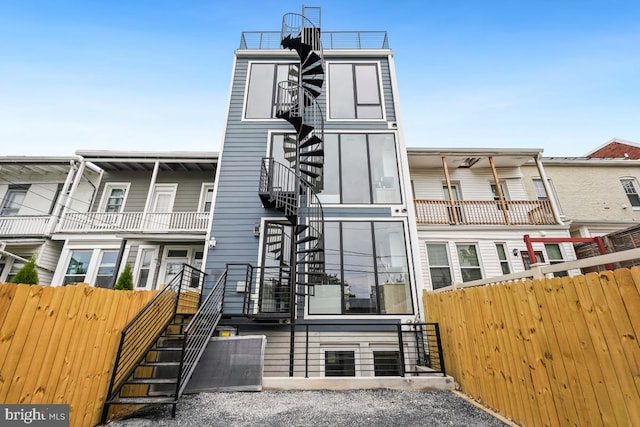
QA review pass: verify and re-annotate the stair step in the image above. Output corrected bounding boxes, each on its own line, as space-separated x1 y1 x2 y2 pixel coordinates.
109 397 176 405
297 235 318 244
300 160 323 168
126 378 177 385
300 135 322 149
140 361 181 367
153 346 183 351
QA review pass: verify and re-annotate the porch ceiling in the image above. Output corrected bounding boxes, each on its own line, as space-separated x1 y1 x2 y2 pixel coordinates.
407 151 539 169
85 159 217 173
0 163 73 175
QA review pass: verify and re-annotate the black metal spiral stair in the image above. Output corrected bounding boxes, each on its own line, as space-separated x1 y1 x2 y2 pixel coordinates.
257 11 325 316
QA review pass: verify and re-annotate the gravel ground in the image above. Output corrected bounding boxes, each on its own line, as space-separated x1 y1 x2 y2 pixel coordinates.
107 390 509 427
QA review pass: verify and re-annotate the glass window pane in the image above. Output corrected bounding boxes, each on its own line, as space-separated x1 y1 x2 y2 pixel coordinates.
1 189 27 216
374 351 401 376
246 63 275 119
325 351 355 376
354 65 380 104
317 134 340 203
343 222 376 314
375 222 411 314
496 243 507 260
457 245 479 267
329 64 355 119
309 222 341 314
427 244 449 266
64 250 92 285
341 134 370 203
356 105 383 119
545 243 563 261
369 134 400 204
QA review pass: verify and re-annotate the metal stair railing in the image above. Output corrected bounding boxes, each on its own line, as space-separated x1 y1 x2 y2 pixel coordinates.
102 265 201 423
176 268 227 397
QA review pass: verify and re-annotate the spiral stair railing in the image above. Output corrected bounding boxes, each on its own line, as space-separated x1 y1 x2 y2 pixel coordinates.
256 10 325 316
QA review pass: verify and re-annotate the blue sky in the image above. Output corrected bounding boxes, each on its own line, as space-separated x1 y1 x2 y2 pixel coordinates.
1 1 638 157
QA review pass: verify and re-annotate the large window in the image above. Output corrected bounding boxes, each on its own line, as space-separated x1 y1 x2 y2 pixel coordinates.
245 62 298 119
456 244 482 282
1 185 29 216
308 221 412 315
272 133 401 204
621 178 640 207
373 351 402 376
328 63 383 119
200 184 215 212
426 243 452 289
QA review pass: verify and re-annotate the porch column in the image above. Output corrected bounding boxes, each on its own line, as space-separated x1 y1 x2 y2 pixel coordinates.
534 154 563 225
488 156 510 224
48 160 78 234
441 157 458 223
141 161 160 230
58 158 87 228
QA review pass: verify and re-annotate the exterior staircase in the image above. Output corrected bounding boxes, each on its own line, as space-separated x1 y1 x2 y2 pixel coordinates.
102 265 226 422
256 8 326 318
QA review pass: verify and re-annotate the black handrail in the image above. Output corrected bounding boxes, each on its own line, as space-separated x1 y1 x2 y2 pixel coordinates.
101 264 206 423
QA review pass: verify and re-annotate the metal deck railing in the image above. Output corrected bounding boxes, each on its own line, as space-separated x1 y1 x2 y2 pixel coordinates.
240 31 389 50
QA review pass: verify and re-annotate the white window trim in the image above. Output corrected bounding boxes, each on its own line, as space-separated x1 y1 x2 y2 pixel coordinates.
98 182 130 213
454 242 484 283
325 60 387 122
495 242 512 275
133 245 159 290
53 245 125 287
199 183 215 212
620 176 640 210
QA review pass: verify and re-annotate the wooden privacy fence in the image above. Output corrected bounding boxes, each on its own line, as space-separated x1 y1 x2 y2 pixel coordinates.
423 267 640 427
0 282 158 427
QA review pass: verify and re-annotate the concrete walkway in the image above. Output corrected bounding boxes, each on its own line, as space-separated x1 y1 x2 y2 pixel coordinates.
107 390 511 427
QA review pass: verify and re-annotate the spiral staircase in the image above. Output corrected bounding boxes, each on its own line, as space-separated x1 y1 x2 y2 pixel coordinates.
257 9 325 318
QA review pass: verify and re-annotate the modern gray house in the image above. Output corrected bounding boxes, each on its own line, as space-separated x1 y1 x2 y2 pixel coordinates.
202 6 437 379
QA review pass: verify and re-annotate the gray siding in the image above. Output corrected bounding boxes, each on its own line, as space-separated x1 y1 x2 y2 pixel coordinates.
94 170 214 212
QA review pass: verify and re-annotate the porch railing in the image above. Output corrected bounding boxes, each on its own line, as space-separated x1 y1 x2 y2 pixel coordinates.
0 215 52 236
236 322 445 378
240 31 389 50
414 199 557 225
58 211 209 233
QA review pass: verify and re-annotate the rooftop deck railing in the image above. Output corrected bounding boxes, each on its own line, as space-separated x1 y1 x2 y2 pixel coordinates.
240 31 389 50
414 199 557 226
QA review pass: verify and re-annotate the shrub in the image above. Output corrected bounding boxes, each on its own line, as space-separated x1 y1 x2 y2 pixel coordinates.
114 263 134 290
12 256 39 285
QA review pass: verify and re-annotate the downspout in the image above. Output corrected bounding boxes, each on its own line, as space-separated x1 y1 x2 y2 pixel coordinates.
58 158 87 227
142 161 160 231
534 153 563 225
441 157 458 223
488 156 509 224
48 159 78 234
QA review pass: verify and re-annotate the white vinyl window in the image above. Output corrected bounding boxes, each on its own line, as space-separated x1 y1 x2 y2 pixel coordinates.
495 243 511 275
95 250 119 288
456 243 482 282
135 247 157 289
545 243 568 277
199 183 215 212
63 250 93 285
426 243 452 290
245 62 298 119
99 183 130 213
621 178 640 207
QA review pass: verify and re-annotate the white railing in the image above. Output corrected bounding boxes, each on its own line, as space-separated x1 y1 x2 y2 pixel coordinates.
414 199 557 225
0 216 52 236
58 212 209 233
432 248 640 293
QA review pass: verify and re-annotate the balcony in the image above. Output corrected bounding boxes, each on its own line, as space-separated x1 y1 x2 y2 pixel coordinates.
0 216 52 236
414 199 557 226
58 212 210 233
